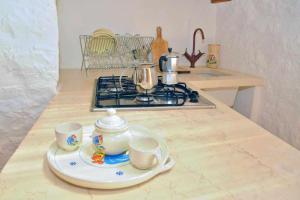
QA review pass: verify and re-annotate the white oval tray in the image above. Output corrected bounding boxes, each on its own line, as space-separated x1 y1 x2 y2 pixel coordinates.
47 126 175 189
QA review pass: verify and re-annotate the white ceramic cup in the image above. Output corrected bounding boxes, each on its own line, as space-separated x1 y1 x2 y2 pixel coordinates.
55 122 82 151
129 136 162 170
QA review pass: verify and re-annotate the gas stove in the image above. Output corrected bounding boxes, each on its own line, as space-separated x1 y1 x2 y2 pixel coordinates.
91 76 216 111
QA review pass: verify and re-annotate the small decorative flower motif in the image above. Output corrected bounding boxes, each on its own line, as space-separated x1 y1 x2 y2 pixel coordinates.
93 135 103 146
70 161 77 166
116 171 124 176
66 134 79 146
91 149 105 165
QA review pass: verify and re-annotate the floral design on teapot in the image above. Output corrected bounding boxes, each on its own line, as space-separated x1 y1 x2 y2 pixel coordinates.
92 135 105 164
92 148 105 164
93 135 104 149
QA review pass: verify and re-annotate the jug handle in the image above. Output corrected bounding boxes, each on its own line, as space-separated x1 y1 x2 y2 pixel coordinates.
119 67 130 91
159 56 168 72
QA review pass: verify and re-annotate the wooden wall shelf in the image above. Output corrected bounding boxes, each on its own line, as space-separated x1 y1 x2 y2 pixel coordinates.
211 0 231 3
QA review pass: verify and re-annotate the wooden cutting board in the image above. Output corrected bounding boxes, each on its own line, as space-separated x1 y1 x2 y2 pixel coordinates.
151 26 168 70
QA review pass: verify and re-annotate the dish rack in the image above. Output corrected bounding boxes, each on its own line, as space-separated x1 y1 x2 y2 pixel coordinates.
79 34 154 72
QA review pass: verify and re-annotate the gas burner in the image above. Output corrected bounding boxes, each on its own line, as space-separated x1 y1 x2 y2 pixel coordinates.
108 87 122 93
135 94 154 102
92 76 215 111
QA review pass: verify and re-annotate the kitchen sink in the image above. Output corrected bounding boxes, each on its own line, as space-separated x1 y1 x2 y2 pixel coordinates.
187 69 236 107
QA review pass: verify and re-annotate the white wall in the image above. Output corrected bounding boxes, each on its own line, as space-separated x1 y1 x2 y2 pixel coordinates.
216 0 300 149
57 0 217 68
0 0 59 170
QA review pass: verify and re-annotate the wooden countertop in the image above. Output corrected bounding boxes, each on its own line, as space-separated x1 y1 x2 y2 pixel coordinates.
1 69 300 200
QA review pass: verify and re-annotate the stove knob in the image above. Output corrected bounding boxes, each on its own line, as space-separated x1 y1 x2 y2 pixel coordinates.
189 91 199 103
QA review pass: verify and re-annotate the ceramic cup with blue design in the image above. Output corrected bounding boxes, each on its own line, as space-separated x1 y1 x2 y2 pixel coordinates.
55 122 82 151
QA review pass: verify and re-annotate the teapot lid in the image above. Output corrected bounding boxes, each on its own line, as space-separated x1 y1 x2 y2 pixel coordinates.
164 48 179 58
95 109 128 131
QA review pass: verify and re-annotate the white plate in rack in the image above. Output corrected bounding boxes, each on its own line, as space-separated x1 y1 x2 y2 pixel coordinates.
47 126 175 189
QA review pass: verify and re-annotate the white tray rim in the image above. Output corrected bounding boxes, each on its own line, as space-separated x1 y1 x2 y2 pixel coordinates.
47 125 175 189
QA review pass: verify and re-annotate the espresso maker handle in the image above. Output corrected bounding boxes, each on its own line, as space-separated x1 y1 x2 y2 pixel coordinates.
159 56 168 72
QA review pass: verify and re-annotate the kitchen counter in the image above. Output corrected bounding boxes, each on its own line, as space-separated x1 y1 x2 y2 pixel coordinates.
177 66 264 89
1 69 300 200
59 66 264 91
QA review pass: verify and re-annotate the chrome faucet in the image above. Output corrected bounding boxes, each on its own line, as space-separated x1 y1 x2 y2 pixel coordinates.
183 28 205 68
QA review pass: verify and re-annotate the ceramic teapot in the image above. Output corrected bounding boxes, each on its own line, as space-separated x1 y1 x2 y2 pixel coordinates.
92 109 131 155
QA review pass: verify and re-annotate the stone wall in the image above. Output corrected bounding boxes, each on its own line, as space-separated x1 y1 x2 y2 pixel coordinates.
216 0 300 149
0 0 59 170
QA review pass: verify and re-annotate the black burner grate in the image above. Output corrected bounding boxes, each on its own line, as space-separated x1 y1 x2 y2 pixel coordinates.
95 76 199 108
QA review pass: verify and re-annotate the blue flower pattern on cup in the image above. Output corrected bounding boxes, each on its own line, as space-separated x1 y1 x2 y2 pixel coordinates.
66 134 79 146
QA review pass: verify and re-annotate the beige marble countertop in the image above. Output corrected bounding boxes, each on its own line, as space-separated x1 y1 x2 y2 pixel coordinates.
63 66 264 90
177 66 264 89
1 69 300 200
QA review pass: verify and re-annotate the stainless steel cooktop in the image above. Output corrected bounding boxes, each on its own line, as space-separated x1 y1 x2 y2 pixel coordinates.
91 76 216 111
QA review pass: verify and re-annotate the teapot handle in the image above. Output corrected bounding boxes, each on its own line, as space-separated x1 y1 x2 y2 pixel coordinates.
159 56 168 72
